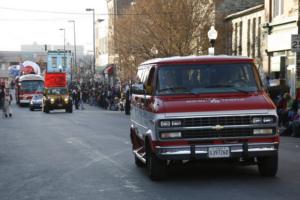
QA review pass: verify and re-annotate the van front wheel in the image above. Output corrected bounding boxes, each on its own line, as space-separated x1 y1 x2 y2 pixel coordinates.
257 154 278 177
146 149 167 181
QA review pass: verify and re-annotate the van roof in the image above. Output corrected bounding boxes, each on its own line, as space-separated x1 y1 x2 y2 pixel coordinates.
140 55 253 66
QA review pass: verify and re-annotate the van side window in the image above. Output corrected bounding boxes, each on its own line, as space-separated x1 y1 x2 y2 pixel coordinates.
145 67 155 95
136 68 144 84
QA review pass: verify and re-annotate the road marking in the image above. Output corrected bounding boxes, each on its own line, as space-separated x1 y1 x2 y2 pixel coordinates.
65 137 129 171
123 180 144 193
64 137 145 193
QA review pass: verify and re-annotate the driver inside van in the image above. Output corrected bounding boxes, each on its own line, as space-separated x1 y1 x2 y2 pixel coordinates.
158 70 177 91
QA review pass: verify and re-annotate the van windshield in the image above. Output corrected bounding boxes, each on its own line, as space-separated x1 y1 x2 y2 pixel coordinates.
156 63 260 95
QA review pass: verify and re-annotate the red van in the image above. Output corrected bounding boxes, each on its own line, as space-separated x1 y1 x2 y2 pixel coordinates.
130 56 279 180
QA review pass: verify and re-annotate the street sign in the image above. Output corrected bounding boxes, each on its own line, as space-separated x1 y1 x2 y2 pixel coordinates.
291 34 300 52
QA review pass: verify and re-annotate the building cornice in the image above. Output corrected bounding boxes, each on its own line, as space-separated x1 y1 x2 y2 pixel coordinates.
225 4 264 20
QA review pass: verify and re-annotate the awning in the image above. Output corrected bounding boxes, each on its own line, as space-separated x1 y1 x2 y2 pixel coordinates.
104 65 114 75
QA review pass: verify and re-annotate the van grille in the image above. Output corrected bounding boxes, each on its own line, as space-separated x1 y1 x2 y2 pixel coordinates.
181 128 254 138
182 116 251 127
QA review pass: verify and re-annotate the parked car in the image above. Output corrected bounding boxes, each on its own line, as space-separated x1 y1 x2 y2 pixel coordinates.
29 94 43 111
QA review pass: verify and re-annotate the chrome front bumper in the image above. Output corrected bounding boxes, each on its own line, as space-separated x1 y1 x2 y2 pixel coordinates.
155 142 279 160
20 99 30 104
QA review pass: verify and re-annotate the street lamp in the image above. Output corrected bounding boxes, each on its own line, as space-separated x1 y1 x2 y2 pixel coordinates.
96 18 104 78
85 8 96 80
59 28 66 70
151 45 159 57
207 26 218 55
68 20 77 82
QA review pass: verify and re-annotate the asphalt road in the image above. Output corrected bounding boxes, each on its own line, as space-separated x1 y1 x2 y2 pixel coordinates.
1 103 300 200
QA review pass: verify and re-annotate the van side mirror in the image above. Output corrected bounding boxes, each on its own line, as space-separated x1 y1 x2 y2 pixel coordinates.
131 83 145 95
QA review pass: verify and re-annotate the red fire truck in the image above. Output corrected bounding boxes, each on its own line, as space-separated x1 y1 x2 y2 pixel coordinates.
130 56 279 180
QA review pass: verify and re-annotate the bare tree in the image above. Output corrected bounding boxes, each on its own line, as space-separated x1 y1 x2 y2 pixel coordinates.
113 0 214 83
77 55 93 81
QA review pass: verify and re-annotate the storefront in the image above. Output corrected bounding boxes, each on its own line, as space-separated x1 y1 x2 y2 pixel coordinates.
104 64 115 88
267 17 298 98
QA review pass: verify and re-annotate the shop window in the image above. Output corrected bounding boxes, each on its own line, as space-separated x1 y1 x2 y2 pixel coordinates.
252 18 256 58
62 57 67 68
257 17 261 58
51 57 57 67
234 22 238 55
239 21 243 55
247 19 251 57
273 0 284 18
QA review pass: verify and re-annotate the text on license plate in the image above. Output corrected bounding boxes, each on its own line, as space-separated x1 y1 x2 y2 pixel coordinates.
208 147 230 158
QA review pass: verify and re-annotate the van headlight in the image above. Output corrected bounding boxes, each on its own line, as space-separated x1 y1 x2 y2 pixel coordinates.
252 117 262 124
252 116 275 124
160 120 182 127
64 97 69 102
262 116 275 124
171 120 182 126
160 120 171 127
50 98 55 104
160 132 182 139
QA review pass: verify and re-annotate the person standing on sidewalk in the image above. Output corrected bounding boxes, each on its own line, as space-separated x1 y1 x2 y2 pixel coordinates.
3 88 12 118
0 85 4 110
79 88 84 110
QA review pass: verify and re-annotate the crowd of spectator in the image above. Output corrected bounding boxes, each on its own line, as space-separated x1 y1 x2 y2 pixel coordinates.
69 81 131 115
275 92 300 137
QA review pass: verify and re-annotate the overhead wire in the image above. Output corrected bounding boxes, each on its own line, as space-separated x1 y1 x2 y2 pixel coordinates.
0 6 170 17
0 6 91 15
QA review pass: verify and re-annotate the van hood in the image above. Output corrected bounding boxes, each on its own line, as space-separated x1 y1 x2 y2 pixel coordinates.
153 92 275 113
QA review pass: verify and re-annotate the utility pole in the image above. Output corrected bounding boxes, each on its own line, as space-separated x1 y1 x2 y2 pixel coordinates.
86 8 96 82
297 1 300 95
68 20 77 82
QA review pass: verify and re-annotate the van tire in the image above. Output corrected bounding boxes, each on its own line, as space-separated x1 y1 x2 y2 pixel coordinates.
146 146 167 181
257 154 278 177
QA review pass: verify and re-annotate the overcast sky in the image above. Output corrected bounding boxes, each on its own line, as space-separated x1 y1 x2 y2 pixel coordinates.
0 0 108 52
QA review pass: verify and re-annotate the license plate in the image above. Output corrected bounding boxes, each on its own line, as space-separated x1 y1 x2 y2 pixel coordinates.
58 104 62 107
208 147 230 158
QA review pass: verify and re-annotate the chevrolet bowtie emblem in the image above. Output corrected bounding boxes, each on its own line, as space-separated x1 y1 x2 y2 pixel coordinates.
212 125 224 130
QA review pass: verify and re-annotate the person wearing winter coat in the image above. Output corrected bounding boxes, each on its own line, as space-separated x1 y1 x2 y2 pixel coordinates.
3 88 12 118
0 86 4 109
